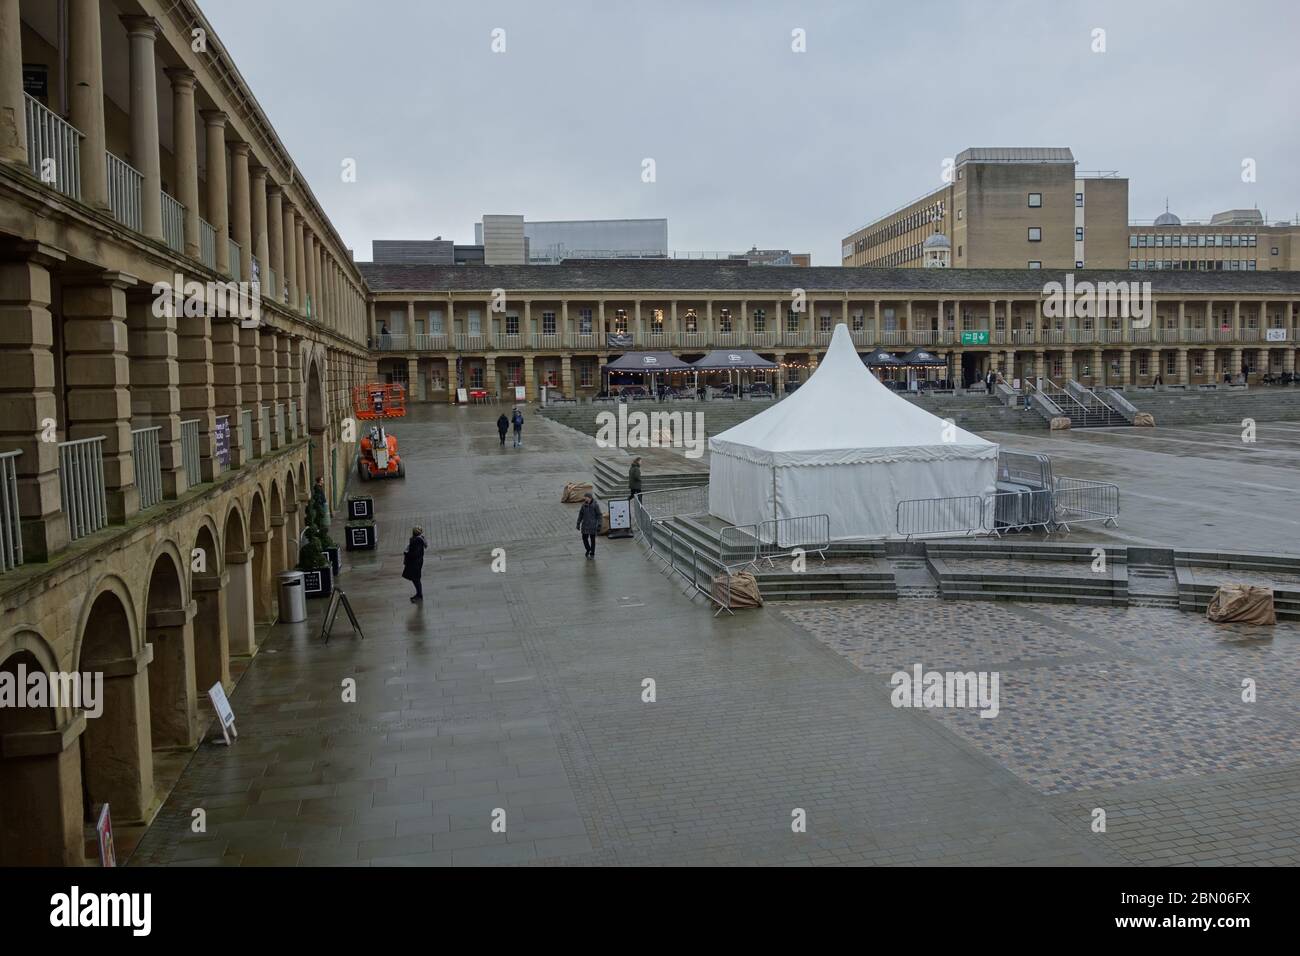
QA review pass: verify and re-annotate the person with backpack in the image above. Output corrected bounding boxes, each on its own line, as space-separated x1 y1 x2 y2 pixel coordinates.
576 493 602 559
511 407 524 447
402 526 428 602
496 412 509 446
628 456 643 502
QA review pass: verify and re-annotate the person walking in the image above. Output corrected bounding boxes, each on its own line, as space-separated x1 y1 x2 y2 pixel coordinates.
577 493 602 559
628 456 643 502
496 412 509 446
512 407 524 447
402 525 428 602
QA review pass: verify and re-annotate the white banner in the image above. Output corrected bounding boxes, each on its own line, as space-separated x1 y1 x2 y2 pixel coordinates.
1266 328 1287 342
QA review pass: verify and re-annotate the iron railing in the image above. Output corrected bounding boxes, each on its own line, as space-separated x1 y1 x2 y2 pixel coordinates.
274 403 285 445
288 400 299 440
722 514 831 566
23 93 82 199
0 451 22 573
228 239 242 281
131 425 162 511
58 436 107 542
161 191 185 252
1052 477 1120 529
897 495 986 539
105 151 143 232
239 409 252 461
638 485 709 522
180 418 201 488
259 405 271 455
199 218 217 269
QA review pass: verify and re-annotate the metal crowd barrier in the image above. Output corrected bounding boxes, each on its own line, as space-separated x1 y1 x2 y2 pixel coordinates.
896 476 1119 538
0 450 23 572
1052 477 1120 530
723 514 830 567
638 485 709 523
897 495 985 539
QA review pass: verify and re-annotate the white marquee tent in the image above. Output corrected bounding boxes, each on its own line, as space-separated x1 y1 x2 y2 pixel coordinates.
708 323 998 540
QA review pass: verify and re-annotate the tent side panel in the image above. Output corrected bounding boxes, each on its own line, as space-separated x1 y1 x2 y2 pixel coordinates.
708 451 775 529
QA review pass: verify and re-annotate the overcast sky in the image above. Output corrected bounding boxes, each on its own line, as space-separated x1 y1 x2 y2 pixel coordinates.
204 0 1300 265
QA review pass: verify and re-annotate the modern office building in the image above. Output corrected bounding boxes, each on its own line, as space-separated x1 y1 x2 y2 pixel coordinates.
372 238 484 265
842 148 1130 271
0 0 368 864
475 216 669 264
1127 208 1300 272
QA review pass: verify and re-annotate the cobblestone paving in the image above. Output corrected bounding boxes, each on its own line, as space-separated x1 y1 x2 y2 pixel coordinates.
936 557 1118 579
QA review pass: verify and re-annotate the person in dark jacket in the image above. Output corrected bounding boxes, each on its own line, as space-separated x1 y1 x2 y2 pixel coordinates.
402 526 428 602
628 457 643 502
512 407 524 447
576 493 602 559
496 413 509 446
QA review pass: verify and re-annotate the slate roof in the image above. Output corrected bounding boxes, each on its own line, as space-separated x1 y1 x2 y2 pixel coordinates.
358 260 1300 296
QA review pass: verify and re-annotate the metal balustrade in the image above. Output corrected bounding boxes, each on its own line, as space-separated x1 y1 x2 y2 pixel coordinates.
161 191 185 252
897 495 986 539
180 418 202 488
259 405 271 455
239 409 252 461
531 333 563 350
131 426 163 511
106 152 143 231
288 401 298 440
199 219 217 269
0 451 22 573
413 333 448 350
24 93 82 199
274 403 285 444
266 265 277 299
58 436 107 542
228 239 242 281
375 332 409 350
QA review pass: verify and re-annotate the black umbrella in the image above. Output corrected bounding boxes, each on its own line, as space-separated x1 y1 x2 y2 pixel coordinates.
901 347 946 368
861 347 905 367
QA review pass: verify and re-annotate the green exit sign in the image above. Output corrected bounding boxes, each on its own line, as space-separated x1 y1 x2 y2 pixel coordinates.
961 331 989 345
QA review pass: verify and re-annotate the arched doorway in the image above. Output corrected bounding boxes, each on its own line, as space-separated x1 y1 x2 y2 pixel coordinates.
283 469 300 575
78 585 153 825
307 356 329 508
0 634 82 865
269 480 288 579
144 548 199 751
224 503 256 657
249 490 275 624
191 522 230 695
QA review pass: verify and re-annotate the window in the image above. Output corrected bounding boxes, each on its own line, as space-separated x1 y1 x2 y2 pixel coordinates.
957 245 963 257
1028 193 1042 208
428 309 444 334
1075 227 1084 241
1137 355 1148 376
652 308 664 331
752 308 766 332
469 365 484 387
579 360 594 387
613 308 627 333
504 313 519 335
1028 260 1042 269
786 310 800 333
957 209 964 220
719 308 732 332
819 313 832 332
1075 192 1084 207
1129 235 1138 248
1028 227 1042 242
851 311 864 331
541 311 556 335
468 309 481 334
683 308 698 333
1272 247 1280 256
578 308 593 335
1166 353 1177 375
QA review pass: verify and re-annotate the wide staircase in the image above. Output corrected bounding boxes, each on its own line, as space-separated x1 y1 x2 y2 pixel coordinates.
1030 379 1132 428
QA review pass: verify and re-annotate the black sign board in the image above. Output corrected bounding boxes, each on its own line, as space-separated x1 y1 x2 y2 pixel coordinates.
346 524 376 551
347 496 373 520
215 417 231 469
22 65 48 99
606 333 634 349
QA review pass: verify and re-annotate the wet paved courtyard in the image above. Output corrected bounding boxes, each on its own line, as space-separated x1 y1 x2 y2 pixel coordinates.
130 405 1300 866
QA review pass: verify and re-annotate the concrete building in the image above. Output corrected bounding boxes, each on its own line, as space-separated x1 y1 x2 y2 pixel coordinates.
361 259 1300 401
0 0 368 863
475 216 669 264
842 148 1130 270
1128 208 1300 272
372 239 483 266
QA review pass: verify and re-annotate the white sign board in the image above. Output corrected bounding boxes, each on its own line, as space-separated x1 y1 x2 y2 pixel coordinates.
456 388 468 405
514 385 526 402
1266 328 1287 342
207 681 237 746
96 804 116 868
608 498 631 530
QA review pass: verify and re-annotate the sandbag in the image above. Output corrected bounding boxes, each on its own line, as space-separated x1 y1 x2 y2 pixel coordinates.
1133 412 1155 427
561 481 593 503
599 510 610 536
1049 416 1072 430
1206 584 1276 625
712 571 763 609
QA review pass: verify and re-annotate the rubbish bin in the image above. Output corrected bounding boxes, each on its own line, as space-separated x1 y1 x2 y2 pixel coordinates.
277 570 306 623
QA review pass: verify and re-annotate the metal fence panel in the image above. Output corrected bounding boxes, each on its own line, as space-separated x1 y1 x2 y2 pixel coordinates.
131 426 163 511
59 436 107 541
180 418 201 488
639 484 709 521
0 451 23 572
1052 477 1120 528
897 495 985 537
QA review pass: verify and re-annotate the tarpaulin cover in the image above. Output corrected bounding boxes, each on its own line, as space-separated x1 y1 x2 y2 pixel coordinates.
691 349 778 370
1207 584 1276 625
708 323 998 540
561 481 593 503
713 571 763 609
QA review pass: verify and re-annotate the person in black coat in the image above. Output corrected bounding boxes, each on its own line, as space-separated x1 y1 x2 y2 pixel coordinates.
576 493 602 559
496 413 509 446
402 526 428 602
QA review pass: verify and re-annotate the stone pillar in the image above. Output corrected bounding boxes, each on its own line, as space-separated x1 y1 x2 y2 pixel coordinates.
1232 300 1241 339
251 528 275 624
240 325 264 455
561 354 573 397
1093 347 1104 386
83 647 154 823
1285 349 1296 377
295 218 308 316
484 355 496 397
1230 348 1243 376
201 111 229 273
1062 349 1074 383
261 330 280 449
125 287 186 498
191 569 230 694
165 69 200 258
267 185 284 300
62 271 139 523
210 319 246 468
229 142 252 280
145 598 200 749
0 243 68 559
121 16 163 240
70 0 109 208
283 204 297 308
305 232 318 318
1119 349 1131 387
277 335 293 435
0 713 86 865
1033 350 1045 383
0 0 27 166
176 305 217 482
225 548 256 656
250 165 269 287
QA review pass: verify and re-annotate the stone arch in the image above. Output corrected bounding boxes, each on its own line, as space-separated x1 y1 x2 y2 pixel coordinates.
76 581 153 825
0 627 82 865
268 478 289 578
223 499 255 657
191 519 230 696
249 488 275 624
143 544 199 751
307 354 329 507
283 467 302 572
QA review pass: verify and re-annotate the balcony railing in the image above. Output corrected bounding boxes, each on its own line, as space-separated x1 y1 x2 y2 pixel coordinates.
24 93 82 199
161 191 185 253
375 332 408 350
229 239 242 281
180 418 201 489
199 219 217 270
0 450 22 573
58 436 107 542
239 409 252 461
288 400 299 440
568 332 601 349
274 403 285 445
131 425 162 511
105 151 143 232
259 405 271 456
495 333 524 350
453 333 487 350
414 333 448 351
531 333 563 350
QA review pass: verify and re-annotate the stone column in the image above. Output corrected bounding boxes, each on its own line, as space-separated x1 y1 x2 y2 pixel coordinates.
561 354 573 397
267 185 284 300
1092 347 1104 386
1230 347 1243 376
121 16 163 240
295 217 307 316
0 242 68 559
0 712 86 864
70 0 109 208
250 165 269 287
277 335 293 436
261 330 280 449
239 325 264 454
145 597 200 749
176 304 217 481
191 568 230 694
224 547 256 656
0 0 26 166
1232 300 1241 339
305 231 318 318
1204 348 1216 382
165 69 200 258
1177 347 1190 385
210 319 246 468
1062 349 1074 383
1285 349 1296 377
125 286 186 498
82 647 153 824
282 204 297 308
1119 349 1131 387
62 271 139 523
201 111 229 273
229 141 252 280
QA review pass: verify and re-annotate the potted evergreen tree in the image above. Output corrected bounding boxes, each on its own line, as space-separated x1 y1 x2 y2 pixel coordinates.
298 498 336 597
